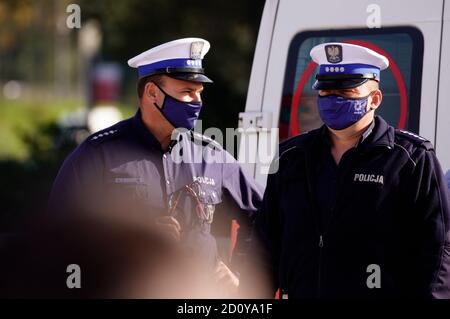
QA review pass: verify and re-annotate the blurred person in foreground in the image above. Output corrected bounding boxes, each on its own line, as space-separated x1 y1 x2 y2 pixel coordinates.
0 211 220 298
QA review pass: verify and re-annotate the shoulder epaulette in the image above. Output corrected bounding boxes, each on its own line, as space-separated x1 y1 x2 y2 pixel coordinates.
88 128 121 145
395 129 433 151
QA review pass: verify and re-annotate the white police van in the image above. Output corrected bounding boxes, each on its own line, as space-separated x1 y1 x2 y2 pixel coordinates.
239 0 450 187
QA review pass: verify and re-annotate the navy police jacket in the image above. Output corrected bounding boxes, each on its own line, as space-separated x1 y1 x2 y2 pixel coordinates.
48 110 263 271
254 116 450 298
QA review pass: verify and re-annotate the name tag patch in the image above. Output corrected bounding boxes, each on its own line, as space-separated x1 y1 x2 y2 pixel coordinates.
353 173 384 185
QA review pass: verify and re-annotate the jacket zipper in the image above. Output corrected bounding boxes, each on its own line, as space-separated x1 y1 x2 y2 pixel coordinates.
315 152 362 297
308 137 389 298
304 145 327 299
318 234 324 298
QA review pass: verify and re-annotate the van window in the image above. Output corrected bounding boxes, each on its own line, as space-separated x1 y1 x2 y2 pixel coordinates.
279 27 424 141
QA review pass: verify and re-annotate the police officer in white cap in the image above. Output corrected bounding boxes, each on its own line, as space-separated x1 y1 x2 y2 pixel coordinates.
49 38 263 297
244 42 450 298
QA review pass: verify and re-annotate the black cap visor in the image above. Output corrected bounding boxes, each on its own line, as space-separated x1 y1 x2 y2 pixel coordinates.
312 78 369 90
140 67 213 83
312 72 378 90
167 73 213 83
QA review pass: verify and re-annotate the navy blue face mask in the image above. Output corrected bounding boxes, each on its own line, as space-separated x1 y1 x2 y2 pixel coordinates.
153 83 202 130
317 92 375 130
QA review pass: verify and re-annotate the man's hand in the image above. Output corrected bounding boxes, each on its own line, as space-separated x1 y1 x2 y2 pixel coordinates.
154 216 181 242
214 260 239 297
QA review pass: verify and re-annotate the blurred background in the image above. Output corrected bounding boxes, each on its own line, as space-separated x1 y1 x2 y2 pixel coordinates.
0 0 265 232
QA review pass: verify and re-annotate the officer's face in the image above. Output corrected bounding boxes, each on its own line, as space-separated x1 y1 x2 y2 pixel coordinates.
317 81 383 131
318 81 381 112
158 76 204 104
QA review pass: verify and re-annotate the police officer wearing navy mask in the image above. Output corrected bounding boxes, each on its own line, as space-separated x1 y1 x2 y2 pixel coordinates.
48 38 263 297
245 43 450 298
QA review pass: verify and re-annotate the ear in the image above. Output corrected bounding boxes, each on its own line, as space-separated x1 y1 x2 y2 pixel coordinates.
142 81 158 105
369 89 382 111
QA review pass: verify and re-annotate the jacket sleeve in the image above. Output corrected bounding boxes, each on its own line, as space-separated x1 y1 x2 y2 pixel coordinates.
47 142 103 215
220 157 264 276
239 159 282 298
410 149 450 298
445 170 450 192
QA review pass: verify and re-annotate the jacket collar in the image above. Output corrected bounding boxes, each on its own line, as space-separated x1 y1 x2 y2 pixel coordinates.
315 115 394 152
131 108 164 151
362 116 395 151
